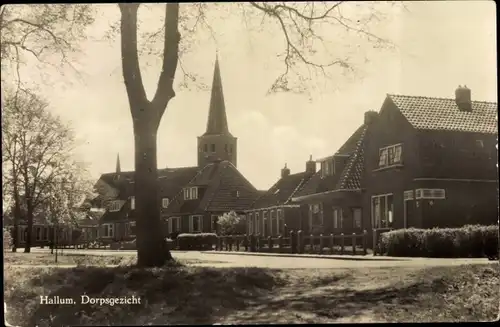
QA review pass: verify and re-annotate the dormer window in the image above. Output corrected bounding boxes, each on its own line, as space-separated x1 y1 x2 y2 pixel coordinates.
109 201 121 212
183 187 198 200
320 159 335 178
210 144 215 152
130 196 135 210
162 198 170 208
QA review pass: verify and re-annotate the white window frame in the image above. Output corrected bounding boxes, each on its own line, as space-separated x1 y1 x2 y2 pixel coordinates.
379 144 403 168
277 209 284 234
262 210 268 236
211 215 219 232
129 221 136 236
371 194 394 229
415 188 446 200
130 196 135 210
403 190 414 201
333 207 342 229
247 213 253 234
352 208 362 228
320 159 335 178
183 187 198 200
168 217 181 233
109 201 121 212
255 212 260 235
162 198 170 208
270 209 276 235
309 203 324 230
189 215 203 233
102 223 115 238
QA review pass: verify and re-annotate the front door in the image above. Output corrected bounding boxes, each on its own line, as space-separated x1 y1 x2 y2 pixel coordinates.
404 200 415 228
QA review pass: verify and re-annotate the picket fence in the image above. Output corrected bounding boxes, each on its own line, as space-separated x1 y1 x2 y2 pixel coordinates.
214 230 369 256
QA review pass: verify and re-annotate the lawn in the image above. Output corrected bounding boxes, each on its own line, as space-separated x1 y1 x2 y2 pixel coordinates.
3 260 498 325
3 251 223 266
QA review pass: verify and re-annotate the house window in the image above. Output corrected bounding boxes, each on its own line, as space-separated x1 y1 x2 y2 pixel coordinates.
270 210 276 236
320 159 335 178
43 227 49 240
247 213 253 234
262 211 268 236
190 215 203 233
379 144 403 168
211 215 219 233
403 190 414 201
183 187 198 200
168 217 180 234
255 212 260 235
102 224 115 238
333 207 342 229
109 201 121 212
204 144 208 152
277 209 284 234
130 196 135 210
309 203 323 229
211 144 215 152
20 227 27 242
352 208 362 228
129 221 136 236
371 194 394 229
162 198 170 208
415 188 446 200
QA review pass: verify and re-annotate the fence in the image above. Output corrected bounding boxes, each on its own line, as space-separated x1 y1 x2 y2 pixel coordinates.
214 230 369 256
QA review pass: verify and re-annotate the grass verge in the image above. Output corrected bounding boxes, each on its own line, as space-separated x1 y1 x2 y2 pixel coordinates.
3 262 498 325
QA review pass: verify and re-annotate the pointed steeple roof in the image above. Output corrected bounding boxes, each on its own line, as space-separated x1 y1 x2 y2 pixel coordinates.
203 52 231 136
116 153 121 174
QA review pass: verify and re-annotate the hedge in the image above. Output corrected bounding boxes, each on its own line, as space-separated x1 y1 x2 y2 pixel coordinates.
177 233 218 251
378 225 499 258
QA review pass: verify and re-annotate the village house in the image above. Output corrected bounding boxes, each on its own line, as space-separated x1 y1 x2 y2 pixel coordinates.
93 54 261 240
244 158 316 237
292 86 498 246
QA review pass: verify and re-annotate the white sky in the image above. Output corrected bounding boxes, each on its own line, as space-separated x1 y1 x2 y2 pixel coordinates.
6 1 497 190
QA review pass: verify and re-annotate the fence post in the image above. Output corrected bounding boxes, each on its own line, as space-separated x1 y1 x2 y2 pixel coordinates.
290 230 297 254
373 229 377 256
278 235 283 252
352 233 357 255
362 230 368 255
340 233 345 255
329 234 334 254
297 230 303 254
309 234 314 253
267 236 272 252
319 234 324 254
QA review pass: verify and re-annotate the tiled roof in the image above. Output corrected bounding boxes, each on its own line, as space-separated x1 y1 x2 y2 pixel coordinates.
252 171 313 208
165 160 259 214
294 124 368 198
388 94 498 134
335 126 367 190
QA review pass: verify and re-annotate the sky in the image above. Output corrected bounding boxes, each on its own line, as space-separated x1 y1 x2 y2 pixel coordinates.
6 1 497 191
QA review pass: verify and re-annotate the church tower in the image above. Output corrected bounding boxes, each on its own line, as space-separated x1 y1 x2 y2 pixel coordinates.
197 53 238 168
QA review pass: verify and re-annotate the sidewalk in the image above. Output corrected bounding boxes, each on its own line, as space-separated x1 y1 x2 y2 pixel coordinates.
201 251 411 261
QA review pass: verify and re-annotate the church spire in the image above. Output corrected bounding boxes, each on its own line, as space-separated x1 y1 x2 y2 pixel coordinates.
115 153 121 174
203 52 230 136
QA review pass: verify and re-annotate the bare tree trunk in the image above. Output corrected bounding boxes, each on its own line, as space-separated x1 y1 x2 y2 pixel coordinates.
134 119 172 267
11 187 21 252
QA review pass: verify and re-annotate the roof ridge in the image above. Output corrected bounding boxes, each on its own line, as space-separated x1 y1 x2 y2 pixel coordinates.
286 174 313 204
388 93 497 105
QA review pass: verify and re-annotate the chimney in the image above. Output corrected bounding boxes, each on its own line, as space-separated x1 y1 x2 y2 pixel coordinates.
305 155 316 174
281 163 290 178
364 110 378 125
455 85 472 112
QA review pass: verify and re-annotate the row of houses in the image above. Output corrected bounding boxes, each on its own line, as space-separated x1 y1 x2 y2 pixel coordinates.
88 56 497 247
10 55 495 249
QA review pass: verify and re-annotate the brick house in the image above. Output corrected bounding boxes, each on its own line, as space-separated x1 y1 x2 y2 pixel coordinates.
291 124 368 236
244 158 316 237
94 54 260 239
293 86 497 245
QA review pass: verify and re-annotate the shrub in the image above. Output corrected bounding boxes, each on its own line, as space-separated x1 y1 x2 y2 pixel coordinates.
217 211 246 235
177 233 218 251
379 225 499 258
3 228 13 251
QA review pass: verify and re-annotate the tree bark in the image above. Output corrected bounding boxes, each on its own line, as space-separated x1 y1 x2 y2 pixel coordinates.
24 200 33 252
133 116 172 267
